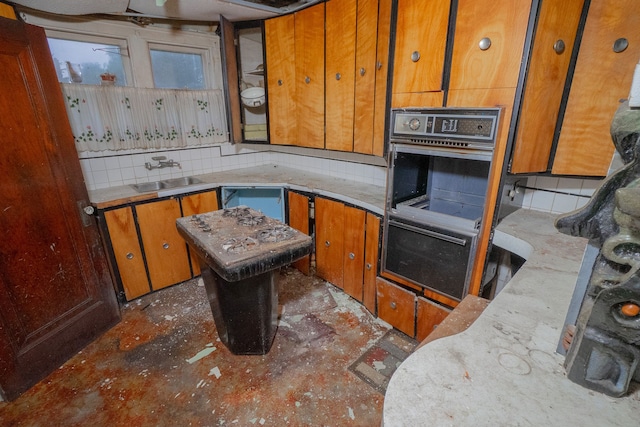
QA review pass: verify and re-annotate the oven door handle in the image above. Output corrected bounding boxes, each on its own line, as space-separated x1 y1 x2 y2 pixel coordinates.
388 219 468 246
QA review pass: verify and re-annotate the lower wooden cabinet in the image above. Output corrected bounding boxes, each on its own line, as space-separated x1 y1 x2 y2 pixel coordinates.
417 297 451 342
376 277 416 337
181 191 219 276
288 191 311 275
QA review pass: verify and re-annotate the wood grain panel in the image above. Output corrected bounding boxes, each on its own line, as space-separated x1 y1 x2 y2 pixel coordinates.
391 91 444 109
343 206 366 301
295 4 325 148
136 199 191 291
325 0 357 152
363 213 380 314
376 278 416 337
181 191 219 276
392 0 451 94
220 16 242 143
104 207 150 300
552 0 640 176
288 191 311 275
265 14 296 145
353 0 379 155
315 197 345 288
510 0 585 173
416 297 451 342
372 0 393 157
449 0 531 90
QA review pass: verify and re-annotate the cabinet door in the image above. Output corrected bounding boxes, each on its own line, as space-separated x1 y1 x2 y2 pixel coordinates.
181 191 219 276
265 14 296 145
551 0 640 176
136 199 191 291
510 0 585 174
325 0 357 152
416 297 451 342
449 0 531 91
104 207 150 300
295 4 325 149
288 191 311 275
343 206 366 301
376 277 416 337
315 197 345 288
363 213 381 313
372 0 393 157
392 0 451 106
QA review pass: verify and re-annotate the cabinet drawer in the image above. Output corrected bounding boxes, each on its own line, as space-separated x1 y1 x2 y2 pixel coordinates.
416 297 451 342
376 277 416 337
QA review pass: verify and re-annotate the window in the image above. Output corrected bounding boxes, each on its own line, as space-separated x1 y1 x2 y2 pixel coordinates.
150 48 205 90
47 37 127 86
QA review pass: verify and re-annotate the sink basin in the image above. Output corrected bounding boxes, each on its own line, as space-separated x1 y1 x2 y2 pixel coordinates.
130 176 203 193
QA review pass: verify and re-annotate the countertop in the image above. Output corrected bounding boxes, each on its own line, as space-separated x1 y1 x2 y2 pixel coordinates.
383 209 640 426
88 164 387 214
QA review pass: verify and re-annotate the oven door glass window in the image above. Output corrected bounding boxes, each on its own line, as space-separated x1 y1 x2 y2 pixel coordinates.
384 219 476 301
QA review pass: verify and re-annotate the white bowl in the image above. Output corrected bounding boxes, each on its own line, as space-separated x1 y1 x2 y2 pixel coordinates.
241 86 265 107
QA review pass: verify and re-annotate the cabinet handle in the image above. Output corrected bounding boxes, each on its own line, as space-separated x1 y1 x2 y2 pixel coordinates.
336 73 341 80
376 61 383 70
410 51 420 62
479 37 492 51
126 252 134 260
366 263 372 270
553 39 565 54
359 67 366 77
325 240 330 247
348 252 355 260
390 301 397 310
305 76 311 84
162 243 170 250
613 38 629 53
277 79 283 86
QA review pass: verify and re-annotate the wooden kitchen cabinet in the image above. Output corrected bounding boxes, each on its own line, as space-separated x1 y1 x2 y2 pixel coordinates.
288 191 311 275
136 198 192 292
510 0 585 174
103 207 150 300
316 197 348 289
363 213 381 314
391 0 451 108
376 277 416 337
416 297 451 342
550 0 640 176
181 190 219 276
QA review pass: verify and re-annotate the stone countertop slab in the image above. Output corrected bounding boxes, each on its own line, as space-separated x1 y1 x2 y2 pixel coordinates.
383 209 640 426
88 164 386 215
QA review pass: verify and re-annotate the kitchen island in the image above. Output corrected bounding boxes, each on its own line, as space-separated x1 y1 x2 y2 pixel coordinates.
383 209 640 426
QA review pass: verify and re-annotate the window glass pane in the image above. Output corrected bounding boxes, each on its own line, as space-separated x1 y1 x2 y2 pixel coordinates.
47 38 126 86
150 49 205 89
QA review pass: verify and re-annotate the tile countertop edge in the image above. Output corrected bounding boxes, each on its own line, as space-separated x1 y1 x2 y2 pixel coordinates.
383 209 640 426
88 165 386 215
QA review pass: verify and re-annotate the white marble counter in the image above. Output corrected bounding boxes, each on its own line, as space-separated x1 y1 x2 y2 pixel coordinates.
383 209 640 426
88 164 386 215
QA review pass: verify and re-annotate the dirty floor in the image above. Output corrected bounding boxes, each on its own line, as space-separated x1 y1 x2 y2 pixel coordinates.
0 267 394 426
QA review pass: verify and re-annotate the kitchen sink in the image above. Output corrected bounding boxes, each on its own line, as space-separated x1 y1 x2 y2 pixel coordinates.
130 176 203 193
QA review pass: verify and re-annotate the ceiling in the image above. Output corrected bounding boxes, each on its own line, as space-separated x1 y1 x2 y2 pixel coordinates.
10 0 323 22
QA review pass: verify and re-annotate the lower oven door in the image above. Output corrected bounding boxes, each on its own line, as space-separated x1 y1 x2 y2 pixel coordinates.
382 217 478 301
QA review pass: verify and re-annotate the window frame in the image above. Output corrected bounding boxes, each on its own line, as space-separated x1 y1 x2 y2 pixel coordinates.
148 42 212 89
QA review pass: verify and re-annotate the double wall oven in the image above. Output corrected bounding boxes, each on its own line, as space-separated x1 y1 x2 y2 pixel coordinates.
381 107 502 302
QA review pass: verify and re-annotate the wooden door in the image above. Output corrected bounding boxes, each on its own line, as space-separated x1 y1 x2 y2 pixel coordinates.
104 207 150 300
391 0 451 107
343 206 366 301
136 199 192 290
265 14 296 145
363 213 380 313
0 19 120 401
295 3 325 148
181 191 219 276
325 0 357 152
376 278 416 337
288 191 311 275
449 0 531 91
372 0 393 157
220 16 243 144
315 197 345 288
552 0 640 176
353 0 380 155
510 0 585 174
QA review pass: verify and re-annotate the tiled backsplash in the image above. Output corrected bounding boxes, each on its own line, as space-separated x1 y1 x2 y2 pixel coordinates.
79 142 604 215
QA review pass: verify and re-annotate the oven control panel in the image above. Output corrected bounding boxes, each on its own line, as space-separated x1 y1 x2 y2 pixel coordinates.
391 108 501 150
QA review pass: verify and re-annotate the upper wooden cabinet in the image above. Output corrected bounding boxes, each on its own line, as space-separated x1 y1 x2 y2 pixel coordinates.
510 0 585 174
391 0 451 108
550 0 640 176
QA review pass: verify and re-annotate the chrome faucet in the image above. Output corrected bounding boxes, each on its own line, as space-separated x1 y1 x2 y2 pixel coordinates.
145 156 181 170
